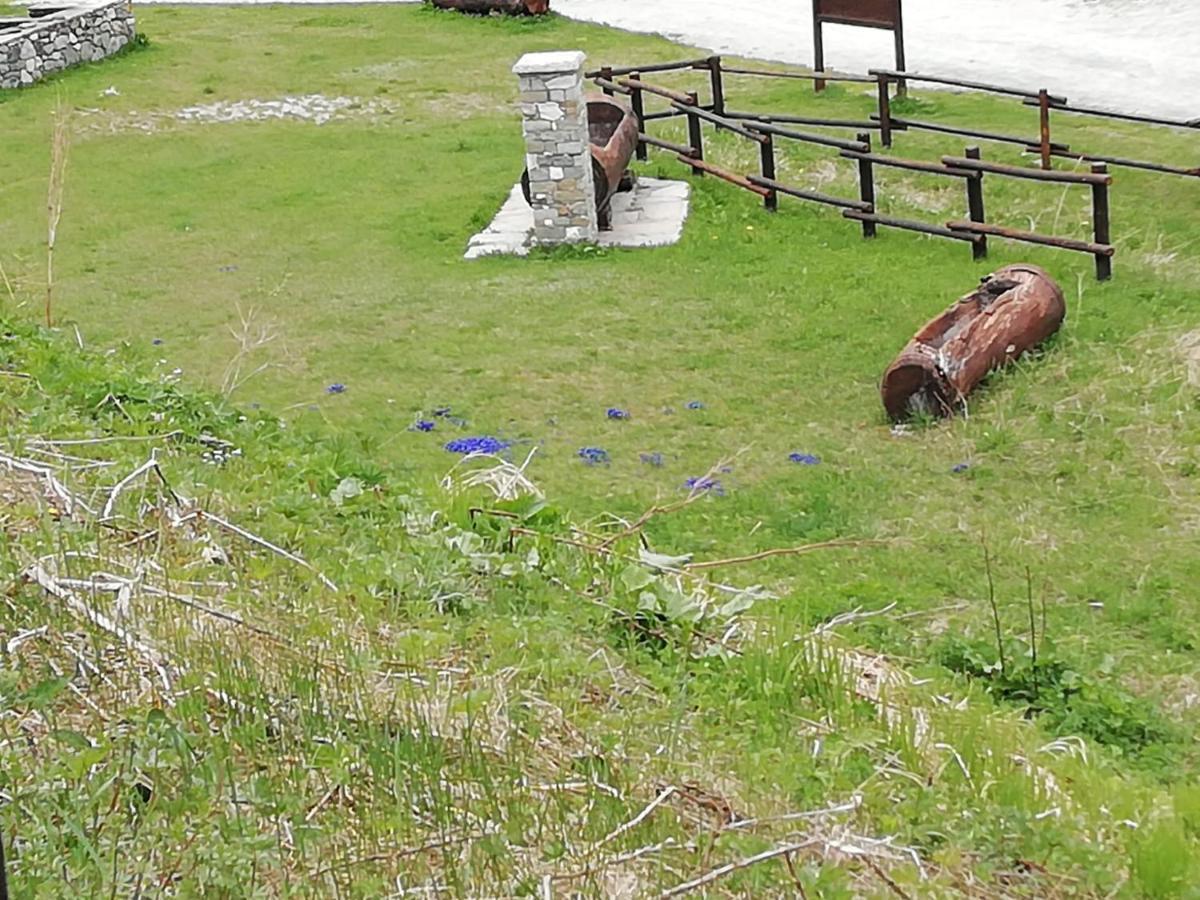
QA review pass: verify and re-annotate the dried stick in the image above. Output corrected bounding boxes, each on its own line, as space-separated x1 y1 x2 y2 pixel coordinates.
863 856 912 900
981 537 1006 676
660 840 816 897
25 563 174 698
556 838 696 881
30 431 183 447
594 786 677 850
311 828 497 879
0 256 15 305
724 797 861 831
782 850 809 898
46 97 70 328
196 510 338 592
686 538 887 572
100 454 161 519
1026 566 1038 697
599 456 736 550
140 584 280 639
0 450 90 515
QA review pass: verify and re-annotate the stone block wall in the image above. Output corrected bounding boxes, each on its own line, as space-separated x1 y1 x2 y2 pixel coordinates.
513 50 598 245
0 0 136 90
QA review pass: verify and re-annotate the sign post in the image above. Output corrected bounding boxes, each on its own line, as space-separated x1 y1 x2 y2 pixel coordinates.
812 0 906 94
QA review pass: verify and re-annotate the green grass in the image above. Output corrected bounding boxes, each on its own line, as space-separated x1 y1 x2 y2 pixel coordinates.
2 5 1200 895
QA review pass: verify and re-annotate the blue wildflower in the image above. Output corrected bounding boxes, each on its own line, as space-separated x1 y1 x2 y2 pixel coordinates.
685 400 705 410
444 436 510 455
326 383 347 395
578 447 610 466
952 462 971 474
151 338 164 346
412 420 436 432
640 452 664 467
789 452 821 466
606 408 630 420
684 476 725 496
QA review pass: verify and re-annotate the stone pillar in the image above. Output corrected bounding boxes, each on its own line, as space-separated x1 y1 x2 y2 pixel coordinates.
513 50 598 245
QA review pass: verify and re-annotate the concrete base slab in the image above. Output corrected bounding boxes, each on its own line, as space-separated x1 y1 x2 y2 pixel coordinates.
464 177 690 259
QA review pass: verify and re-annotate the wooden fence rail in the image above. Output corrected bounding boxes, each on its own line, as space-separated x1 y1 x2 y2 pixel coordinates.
663 56 1199 179
606 71 1118 279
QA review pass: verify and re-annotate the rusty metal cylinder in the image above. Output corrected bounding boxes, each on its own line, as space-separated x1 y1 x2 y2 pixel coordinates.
522 95 640 226
881 264 1066 421
431 0 549 14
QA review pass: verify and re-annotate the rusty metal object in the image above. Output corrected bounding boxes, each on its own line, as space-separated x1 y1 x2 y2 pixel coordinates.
881 264 1065 421
522 94 639 230
431 0 548 14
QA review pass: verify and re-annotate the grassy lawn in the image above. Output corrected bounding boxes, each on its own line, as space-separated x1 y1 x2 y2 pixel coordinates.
2 4 1200 895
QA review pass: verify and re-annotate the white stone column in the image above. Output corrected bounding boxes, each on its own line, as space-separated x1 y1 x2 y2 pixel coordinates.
512 50 598 245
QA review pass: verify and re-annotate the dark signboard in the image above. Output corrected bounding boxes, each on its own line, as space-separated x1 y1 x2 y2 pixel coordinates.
814 0 902 30
812 0 906 90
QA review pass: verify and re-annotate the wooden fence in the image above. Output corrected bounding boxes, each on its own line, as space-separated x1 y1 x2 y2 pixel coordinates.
588 56 1199 179
582 54 1200 280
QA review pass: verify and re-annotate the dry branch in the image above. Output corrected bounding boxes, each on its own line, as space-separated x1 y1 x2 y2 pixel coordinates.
660 840 817 897
594 785 677 850
24 562 174 699
685 538 889 572
194 510 338 592
0 450 91 515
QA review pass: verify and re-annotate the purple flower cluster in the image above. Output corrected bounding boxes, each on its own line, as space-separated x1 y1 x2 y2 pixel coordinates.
640 452 664 467
952 462 971 474
684 476 725 496
412 420 436 432
686 400 705 410
606 408 630 420
444 436 510 455
578 447 610 466
789 452 820 466
326 383 347 395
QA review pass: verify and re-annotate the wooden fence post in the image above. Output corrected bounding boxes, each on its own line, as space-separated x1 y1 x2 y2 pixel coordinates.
876 73 893 148
707 56 726 115
630 75 647 161
1092 163 1112 281
1038 89 1053 171
856 132 876 237
965 146 988 260
686 91 704 176
893 0 908 97
813 4 825 92
759 131 777 211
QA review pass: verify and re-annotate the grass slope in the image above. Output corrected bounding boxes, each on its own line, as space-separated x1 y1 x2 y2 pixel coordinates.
1 5 1199 895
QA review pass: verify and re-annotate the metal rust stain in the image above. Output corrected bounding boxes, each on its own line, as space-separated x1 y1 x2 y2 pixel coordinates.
881 264 1066 421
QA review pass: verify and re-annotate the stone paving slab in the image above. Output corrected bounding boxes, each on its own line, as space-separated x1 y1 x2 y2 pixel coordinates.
464 176 689 260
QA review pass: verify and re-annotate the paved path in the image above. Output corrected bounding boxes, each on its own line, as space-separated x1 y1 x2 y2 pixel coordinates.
131 0 1197 120
556 0 1198 121
465 178 690 259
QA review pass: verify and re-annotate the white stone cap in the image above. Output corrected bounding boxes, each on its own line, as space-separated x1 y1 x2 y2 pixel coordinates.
513 50 586 76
